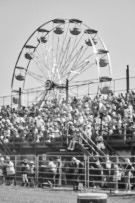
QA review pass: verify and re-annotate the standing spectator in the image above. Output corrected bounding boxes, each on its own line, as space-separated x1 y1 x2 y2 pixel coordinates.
5 156 15 186
48 157 57 186
124 158 134 192
21 158 30 186
28 161 35 187
104 154 112 188
0 155 5 185
71 157 84 191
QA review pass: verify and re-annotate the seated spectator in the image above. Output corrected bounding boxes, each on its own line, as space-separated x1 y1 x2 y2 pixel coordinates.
68 129 81 150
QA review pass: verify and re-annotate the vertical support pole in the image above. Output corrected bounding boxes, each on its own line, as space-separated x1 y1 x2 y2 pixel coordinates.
114 79 115 94
66 79 69 104
11 94 13 112
15 155 17 186
88 84 90 95
59 155 62 186
126 65 130 93
77 85 78 98
27 90 29 107
3 96 5 106
19 87 21 109
36 155 39 187
115 156 118 192
84 155 89 191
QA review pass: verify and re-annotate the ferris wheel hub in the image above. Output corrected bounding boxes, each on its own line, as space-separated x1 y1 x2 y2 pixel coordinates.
45 80 54 90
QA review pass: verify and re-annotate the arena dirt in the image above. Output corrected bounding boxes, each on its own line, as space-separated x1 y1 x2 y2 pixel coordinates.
0 186 134 203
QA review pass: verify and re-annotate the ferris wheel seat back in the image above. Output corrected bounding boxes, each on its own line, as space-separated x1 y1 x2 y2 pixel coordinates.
37 36 47 43
98 49 109 54
54 27 64 35
101 86 113 94
69 19 82 24
70 27 81 35
99 59 108 67
52 19 65 24
15 74 25 81
25 52 33 60
85 39 97 46
99 76 112 82
84 29 97 34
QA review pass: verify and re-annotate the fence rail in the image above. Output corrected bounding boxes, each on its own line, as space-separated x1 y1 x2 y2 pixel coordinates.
1 154 135 193
0 76 135 107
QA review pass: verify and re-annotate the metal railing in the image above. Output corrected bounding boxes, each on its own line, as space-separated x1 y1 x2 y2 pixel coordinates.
0 154 135 193
0 76 135 107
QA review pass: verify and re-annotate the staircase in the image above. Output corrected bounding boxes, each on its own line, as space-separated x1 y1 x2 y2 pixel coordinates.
78 130 125 164
78 130 106 158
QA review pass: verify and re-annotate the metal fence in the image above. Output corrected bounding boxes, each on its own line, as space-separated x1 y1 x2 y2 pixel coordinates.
0 76 135 107
1 154 135 192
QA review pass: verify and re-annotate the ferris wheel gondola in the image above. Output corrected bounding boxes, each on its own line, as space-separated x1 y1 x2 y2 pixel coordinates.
11 18 112 105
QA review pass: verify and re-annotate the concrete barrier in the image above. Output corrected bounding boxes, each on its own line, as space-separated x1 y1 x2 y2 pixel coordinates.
77 193 107 203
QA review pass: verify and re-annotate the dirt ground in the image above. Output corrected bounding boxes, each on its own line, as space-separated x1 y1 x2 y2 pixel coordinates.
0 186 135 203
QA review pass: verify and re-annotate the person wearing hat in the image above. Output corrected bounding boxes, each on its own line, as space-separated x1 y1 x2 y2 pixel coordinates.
21 158 30 186
71 157 84 191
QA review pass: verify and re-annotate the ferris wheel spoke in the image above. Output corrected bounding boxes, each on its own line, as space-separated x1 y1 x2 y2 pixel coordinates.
34 49 50 72
40 43 51 69
59 36 78 73
27 70 45 84
62 50 93 80
29 89 45 105
61 45 84 78
58 37 72 73
69 61 95 82
60 32 85 76
73 53 94 71
56 23 70 68
60 61 89 82
56 37 60 62
71 46 89 69
34 46 55 80
58 37 71 75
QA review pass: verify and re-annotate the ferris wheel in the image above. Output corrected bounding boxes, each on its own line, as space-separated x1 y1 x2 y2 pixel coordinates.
11 18 112 105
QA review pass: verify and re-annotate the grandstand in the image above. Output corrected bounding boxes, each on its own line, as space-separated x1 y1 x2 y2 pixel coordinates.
0 74 135 160
0 19 135 192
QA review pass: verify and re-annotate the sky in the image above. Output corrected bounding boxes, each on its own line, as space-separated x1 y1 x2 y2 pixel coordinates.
0 0 135 97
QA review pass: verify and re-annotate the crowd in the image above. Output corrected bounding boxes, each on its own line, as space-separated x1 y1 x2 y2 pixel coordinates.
0 90 135 192
0 91 135 149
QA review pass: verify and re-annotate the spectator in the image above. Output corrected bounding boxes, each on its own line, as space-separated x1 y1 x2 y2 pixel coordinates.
71 157 84 191
21 158 30 186
28 160 35 187
5 156 15 186
124 158 134 192
0 155 5 185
